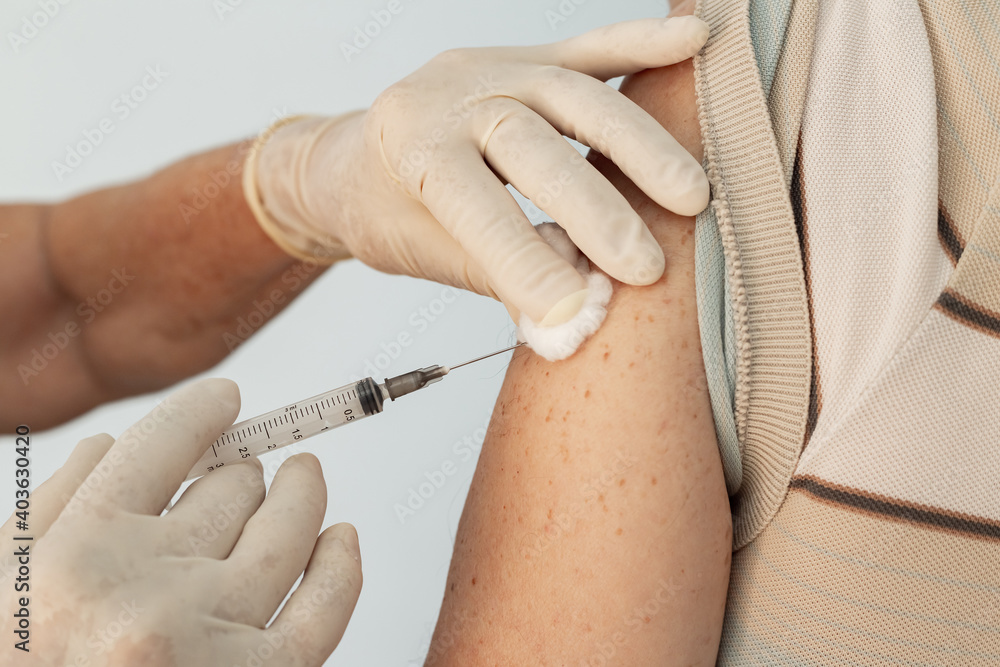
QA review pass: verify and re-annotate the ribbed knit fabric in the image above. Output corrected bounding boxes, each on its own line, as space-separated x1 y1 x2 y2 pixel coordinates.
695 0 798 497
694 0 813 549
693 0 1000 663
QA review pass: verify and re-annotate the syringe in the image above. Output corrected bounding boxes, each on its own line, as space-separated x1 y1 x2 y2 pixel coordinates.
186 342 524 480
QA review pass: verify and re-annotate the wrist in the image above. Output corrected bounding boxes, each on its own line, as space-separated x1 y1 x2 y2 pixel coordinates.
247 112 364 264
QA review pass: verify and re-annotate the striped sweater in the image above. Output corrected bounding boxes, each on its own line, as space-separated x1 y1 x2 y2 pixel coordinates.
692 0 1000 663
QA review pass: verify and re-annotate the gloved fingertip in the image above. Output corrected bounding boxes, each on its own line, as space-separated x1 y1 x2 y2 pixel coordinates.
77 433 115 448
67 433 115 467
627 246 666 286
289 452 322 472
197 377 241 412
666 15 711 49
539 288 590 327
671 173 711 217
330 522 362 564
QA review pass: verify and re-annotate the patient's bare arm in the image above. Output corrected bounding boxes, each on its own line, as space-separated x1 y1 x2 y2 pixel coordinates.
427 43 733 667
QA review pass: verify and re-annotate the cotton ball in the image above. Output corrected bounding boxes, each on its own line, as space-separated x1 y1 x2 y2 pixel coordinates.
517 223 613 362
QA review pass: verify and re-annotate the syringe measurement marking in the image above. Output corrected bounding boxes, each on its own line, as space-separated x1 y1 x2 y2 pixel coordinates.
207 387 362 463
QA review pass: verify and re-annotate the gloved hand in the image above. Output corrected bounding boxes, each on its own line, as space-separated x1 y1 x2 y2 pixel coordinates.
0 379 361 667
248 17 710 326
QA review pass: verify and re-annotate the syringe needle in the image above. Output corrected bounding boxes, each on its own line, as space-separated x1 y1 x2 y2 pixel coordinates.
448 341 526 372
381 342 526 402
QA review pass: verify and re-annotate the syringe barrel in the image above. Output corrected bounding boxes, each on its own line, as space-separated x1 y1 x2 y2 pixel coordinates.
185 377 384 481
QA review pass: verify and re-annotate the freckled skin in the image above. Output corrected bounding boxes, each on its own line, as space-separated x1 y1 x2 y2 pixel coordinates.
427 3 732 664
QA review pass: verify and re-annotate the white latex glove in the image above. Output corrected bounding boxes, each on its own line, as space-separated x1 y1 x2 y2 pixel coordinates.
0 379 361 667
249 16 710 326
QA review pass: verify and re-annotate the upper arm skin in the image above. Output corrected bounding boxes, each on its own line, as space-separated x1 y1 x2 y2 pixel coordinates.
427 50 733 667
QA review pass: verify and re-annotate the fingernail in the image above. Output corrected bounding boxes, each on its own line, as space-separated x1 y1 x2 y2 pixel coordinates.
540 288 589 327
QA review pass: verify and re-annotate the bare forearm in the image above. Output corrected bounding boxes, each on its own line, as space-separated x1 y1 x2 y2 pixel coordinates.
1 142 325 430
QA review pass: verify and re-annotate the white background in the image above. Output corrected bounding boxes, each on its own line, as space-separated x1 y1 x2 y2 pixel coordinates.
0 0 668 664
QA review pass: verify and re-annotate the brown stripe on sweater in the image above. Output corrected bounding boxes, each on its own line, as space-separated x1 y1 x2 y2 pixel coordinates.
937 202 964 266
791 131 822 443
790 474 1000 542
935 288 1000 339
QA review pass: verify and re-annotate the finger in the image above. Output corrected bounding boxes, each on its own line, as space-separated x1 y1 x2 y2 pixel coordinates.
0 433 114 541
522 221 589 325
480 100 665 286
388 217 525 324
518 68 709 217
420 147 587 323
356 209 522 323
163 457 265 558
504 301 521 324
535 16 710 81
367 208 499 296
87 378 241 515
218 454 327 627
270 523 362 667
